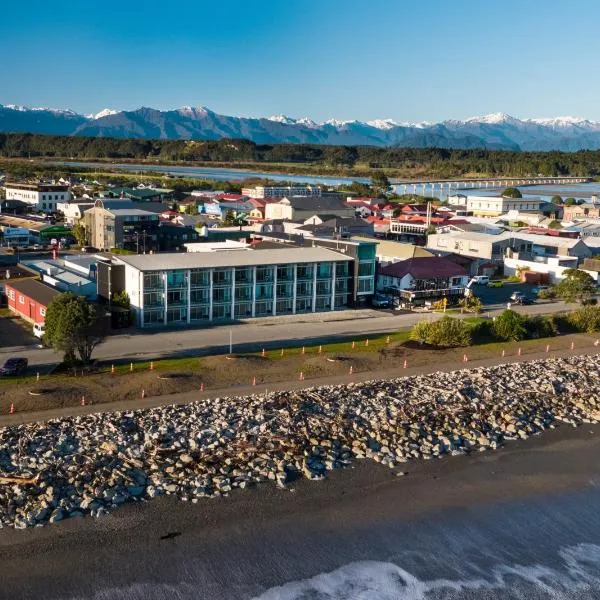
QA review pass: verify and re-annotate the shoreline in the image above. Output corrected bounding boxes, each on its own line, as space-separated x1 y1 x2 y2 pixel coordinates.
2 421 600 599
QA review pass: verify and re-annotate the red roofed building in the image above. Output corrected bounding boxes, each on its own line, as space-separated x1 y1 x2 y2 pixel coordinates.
377 257 468 304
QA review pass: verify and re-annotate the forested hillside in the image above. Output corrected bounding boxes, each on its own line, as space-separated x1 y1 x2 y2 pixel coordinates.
1 133 599 179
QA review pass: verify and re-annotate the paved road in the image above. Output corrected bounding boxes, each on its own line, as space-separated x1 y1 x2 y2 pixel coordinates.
0 300 578 372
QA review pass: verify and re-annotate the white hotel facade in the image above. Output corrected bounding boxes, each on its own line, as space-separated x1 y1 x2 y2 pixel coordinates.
113 247 355 327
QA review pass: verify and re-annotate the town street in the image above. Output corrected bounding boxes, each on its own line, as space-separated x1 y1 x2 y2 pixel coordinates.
0 299 579 371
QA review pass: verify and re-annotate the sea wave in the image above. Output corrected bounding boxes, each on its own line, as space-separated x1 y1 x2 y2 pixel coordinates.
253 544 600 600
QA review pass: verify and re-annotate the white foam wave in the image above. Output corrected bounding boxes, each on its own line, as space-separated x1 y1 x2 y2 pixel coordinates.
253 544 600 600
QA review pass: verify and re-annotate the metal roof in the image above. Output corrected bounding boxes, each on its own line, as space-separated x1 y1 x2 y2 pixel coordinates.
4 278 60 306
114 247 353 271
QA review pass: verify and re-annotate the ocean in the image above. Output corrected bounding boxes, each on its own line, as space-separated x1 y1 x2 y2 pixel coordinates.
70 486 600 600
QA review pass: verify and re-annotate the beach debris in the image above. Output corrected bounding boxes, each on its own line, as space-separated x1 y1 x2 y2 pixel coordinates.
1 355 600 529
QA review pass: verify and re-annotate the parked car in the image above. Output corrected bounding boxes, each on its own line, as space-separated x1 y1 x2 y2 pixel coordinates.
81 246 99 253
33 322 45 339
371 294 392 308
0 357 28 376
488 280 504 288
472 275 490 285
510 291 525 302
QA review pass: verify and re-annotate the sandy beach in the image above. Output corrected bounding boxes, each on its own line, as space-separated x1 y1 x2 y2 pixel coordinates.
2 420 600 599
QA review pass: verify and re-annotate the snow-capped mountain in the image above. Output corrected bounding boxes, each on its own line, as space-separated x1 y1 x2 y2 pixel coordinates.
2 103 600 151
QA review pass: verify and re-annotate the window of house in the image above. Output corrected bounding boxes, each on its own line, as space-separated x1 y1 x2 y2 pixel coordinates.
40 307 46 317
7 290 14 300
19 295 25 304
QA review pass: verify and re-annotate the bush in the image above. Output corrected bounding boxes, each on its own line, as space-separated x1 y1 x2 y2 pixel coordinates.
459 295 482 313
470 319 495 343
567 305 600 333
492 310 527 341
537 287 556 300
410 316 472 348
502 187 522 198
523 315 557 339
505 275 521 283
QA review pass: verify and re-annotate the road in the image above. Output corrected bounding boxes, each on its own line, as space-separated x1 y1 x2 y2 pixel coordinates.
0 299 578 372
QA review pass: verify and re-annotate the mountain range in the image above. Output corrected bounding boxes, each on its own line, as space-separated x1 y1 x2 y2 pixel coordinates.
2 104 600 151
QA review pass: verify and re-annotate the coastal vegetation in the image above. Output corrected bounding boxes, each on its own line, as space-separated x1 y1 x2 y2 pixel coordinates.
2 133 600 179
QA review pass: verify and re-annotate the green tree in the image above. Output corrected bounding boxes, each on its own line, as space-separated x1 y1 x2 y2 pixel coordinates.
371 170 391 194
492 310 527 341
459 294 483 313
551 195 563 204
223 209 235 226
44 293 106 363
501 187 522 198
547 220 562 229
111 291 130 309
564 197 577 206
568 305 600 333
72 223 87 247
553 268 597 304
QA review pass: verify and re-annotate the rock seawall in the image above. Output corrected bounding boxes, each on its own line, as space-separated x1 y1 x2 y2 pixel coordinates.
1 355 600 529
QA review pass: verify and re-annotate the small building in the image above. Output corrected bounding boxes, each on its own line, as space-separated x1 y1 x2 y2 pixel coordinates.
5 278 60 325
264 196 354 221
242 185 322 199
57 200 94 225
377 256 468 304
563 202 600 222
466 195 549 216
503 252 581 284
1 226 30 248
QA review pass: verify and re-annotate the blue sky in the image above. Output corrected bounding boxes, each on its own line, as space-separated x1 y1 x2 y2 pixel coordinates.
3 0 600 122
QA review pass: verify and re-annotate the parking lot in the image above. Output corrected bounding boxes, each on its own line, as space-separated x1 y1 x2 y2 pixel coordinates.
474 282 540 308
0 312 36 348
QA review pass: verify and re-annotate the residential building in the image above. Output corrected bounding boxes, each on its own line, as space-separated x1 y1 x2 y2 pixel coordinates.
4 182 71 213
427 231 518 261
264 196 355 221
101 247 354 327
352 236 434 264
563 202 600 222
242 185 322 199
57 200 94 225
295 216 375 238
503 251 582 284
466 195 550 216
99 187 174 203
252 234 377 305
83 200 161 251
5 278 60 325
377 256 469 304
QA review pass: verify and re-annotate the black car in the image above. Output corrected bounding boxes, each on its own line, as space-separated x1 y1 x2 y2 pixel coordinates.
513 296 534 306
0 357 28 376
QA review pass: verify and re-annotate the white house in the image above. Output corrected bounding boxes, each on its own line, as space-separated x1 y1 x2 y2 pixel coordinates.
4 182 71 213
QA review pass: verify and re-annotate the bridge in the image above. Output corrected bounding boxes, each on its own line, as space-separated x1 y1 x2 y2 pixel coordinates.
389 176 591 196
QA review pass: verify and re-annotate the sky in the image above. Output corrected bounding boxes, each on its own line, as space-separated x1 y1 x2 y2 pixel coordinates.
3 0 600 122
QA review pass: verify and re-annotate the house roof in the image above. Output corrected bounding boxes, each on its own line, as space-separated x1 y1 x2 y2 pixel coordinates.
284 196 350 212
379 256 467 280
5 278 60 306
114 246 352 271
352 237 434 259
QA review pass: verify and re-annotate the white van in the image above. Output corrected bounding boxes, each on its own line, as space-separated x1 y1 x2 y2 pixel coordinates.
472 276 490 285
33 322 45 339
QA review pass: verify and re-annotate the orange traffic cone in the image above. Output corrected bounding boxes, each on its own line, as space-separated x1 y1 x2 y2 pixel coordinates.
9 403 14 414
365 339 369 347
318 345 322 353
36 372 40 382
111 364 115 374
252 376 256 386
352 341 355 349
349 365 353 375
141 389 145 399
150 361 154 371
200 382 205 392
571 341 575 350
280 348 284 357
518 347 522 356
130 362 133 372
81 396 85 406
403 359 408 369
463 354 468 363
299 371 304 381
546 344 550 353
502 349 505 358
302 346 305 354
386 336 390 344
262 348 265 357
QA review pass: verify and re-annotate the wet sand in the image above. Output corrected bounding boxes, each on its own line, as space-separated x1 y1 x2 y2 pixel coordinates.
2 422 600 599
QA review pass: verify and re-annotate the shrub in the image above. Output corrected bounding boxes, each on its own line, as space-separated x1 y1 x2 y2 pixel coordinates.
410 316 471 348
470 319 495 343
537 287 556 300
459 294 482 313
523 315 557 339
492 310 527 341
567 305 600 333
501 187 522 198
505 275 521 283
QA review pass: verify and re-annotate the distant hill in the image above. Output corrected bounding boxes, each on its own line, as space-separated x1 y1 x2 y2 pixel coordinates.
3 104 600 151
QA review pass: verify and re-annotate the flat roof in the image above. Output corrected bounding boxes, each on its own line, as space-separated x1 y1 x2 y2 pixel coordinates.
115 246 353 271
